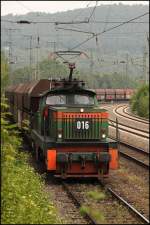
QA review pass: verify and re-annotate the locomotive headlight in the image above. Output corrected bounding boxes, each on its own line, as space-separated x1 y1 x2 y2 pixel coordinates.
102 134 106 139
58 133 62 139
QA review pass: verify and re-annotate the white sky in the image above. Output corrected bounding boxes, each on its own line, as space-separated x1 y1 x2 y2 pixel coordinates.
1 1 149 16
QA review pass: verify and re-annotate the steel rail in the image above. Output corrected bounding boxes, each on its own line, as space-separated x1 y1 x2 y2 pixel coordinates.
109 123 149 139
109 136 149 156
119 151 149 170
99 181 149 224
114 105 149 125
62 181 97 224
123 106 149 124
109 119 149 134
106 187 150 224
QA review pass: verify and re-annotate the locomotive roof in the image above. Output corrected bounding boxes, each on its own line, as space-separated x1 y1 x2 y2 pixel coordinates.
5 79 96 99
39 84 96 97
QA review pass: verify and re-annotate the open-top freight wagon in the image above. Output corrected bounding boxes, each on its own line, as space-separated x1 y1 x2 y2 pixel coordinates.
94 88 134 102
5 64 119 179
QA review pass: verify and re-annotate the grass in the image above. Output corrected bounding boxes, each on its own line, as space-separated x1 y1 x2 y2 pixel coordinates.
86 190 106 201
80 205 105 223
79 190 106 223
1 103 62 224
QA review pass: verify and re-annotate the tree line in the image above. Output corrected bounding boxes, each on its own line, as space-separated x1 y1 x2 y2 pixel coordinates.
130 84 149 119
8 56 141 89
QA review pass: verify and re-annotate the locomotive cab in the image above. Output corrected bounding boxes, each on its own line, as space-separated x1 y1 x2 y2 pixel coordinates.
30 66 118 178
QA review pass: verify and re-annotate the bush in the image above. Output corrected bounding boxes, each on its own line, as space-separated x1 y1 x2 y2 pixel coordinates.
1 101 62 224
130 84 149 119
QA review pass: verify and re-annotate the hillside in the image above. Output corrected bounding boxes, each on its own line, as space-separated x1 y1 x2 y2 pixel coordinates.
1 3 149 77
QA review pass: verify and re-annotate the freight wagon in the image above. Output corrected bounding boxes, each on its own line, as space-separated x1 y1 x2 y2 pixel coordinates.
95 88 134 102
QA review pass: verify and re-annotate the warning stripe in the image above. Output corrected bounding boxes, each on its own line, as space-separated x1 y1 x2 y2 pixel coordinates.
53 112 109 119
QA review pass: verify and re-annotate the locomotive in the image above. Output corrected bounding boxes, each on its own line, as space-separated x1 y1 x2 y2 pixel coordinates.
5 63 118 179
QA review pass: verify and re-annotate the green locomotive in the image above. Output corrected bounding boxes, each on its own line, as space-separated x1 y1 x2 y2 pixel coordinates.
6 64 118 178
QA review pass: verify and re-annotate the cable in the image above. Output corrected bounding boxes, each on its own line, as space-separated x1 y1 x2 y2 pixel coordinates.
71 1 90 21
1 19 148 24
56 27 95 35
69 11 149 51
102 1 112 32
89 20 149 24
17 1 34 13
87 1 98 22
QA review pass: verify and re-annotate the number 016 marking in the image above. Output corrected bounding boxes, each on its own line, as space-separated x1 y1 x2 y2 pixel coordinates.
76 120 90 130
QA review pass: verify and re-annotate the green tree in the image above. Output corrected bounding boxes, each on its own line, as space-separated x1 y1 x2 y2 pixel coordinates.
1 52 9 94
130 84 149 118
11 59 69 84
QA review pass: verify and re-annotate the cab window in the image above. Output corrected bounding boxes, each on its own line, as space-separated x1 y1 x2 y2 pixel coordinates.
46 95 66 105
74 95 94 105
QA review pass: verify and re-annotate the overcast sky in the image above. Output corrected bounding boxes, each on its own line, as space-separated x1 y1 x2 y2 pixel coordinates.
1 1 149 16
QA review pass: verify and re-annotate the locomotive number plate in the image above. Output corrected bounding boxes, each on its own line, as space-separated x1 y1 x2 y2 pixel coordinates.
75 119 91 131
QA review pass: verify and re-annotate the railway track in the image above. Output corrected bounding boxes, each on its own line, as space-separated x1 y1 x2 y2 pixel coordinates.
109 119 149 139
109 137 149 170
104 186 149 224
108 105 149 169
22 129 149 224
123 106 149 124
62 181 97 224
114 105 149 125
119 151 149 170
62 180 149 224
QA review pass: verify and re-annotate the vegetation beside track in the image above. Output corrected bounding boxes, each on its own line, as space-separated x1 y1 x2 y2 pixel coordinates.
130 84 149 119
1 101 62 224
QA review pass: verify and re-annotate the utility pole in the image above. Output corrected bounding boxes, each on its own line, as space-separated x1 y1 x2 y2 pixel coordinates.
47 41 57 76
5 28 19 84
125 53 128 77
146 33 149 83
146 32 149 47
125 53 129 87
36 35 40 80
47 41 56 54
24 35 33 81
90 48 94 75
143 47 147 84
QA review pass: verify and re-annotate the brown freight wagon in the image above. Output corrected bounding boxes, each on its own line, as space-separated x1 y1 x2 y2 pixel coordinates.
115 89 126 100
5 84 19 115
95 89 106 101
105 89 116 101
5 79 53 127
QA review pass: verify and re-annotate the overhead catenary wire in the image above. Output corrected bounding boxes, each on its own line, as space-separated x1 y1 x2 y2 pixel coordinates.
89 20 149 24
1 4 149 74
1 19 89 25
1 19 149 24
71 1 91 21
16 1 35 13
102 1 112 32
87 1 98 22
69 11 149 51
56 27 95 35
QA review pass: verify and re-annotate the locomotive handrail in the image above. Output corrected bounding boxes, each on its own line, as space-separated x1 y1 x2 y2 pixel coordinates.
109 117 120 151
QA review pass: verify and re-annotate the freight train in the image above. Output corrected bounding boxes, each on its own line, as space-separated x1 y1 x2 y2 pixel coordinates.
94 88 134 102
5 64 118 179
